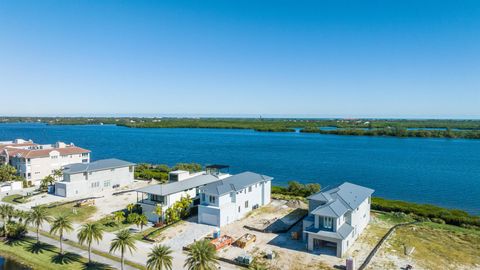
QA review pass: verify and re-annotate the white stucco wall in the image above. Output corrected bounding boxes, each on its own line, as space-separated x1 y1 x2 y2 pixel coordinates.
198 180 271 227
55 165 133 197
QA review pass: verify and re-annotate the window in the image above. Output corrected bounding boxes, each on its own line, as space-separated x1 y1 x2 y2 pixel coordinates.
150 194 165 203
238 206 241 213
245 201 249 208
82 159 88 163
82 153 88 157
248 186 252 192
323 217 333 229
368 197 371 204
91 182 100 188
209 196 216 204
201 193 205 202
104 180 111 187
129 166 133 173
83 172 88 180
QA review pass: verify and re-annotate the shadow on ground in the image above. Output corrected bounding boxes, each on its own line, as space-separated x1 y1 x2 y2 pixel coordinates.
26 241 56 254
51 252 83 264
82 261 115 270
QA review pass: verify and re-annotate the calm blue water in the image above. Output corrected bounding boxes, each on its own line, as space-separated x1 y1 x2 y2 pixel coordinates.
1 123 479 215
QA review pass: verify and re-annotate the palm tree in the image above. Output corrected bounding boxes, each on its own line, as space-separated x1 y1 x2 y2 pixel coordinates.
154 205 163 224
52 169 63 180
147 244 173 270
137 214 148 232
113 211 125 223
184 239 218 270
50 215 73 254
0 204 15 234
40 175 55 191
28 206 52 242
126 203 135 215
77 223 104 263
110 229 136 270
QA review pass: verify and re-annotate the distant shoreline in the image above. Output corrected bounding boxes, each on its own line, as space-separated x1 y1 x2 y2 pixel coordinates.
1 117 480 139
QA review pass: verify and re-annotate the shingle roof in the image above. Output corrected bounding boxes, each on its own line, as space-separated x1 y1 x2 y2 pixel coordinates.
201 171 273 196
136 174 220 196
309 182 374 218
63 158 135 174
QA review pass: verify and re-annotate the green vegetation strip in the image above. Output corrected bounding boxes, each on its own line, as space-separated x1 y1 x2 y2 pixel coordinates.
36 229 146 270
0 236 93 270
3 117 480 138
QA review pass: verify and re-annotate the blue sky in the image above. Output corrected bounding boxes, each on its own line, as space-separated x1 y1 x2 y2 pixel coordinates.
0 0 479 118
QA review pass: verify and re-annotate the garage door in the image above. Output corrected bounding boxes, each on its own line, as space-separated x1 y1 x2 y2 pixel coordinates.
200 213 218 226
56 187 66 197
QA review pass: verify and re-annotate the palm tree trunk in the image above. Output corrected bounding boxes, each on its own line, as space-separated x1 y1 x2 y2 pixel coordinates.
36 227 40 242
59 232 63 254
121 252 124 270
88 243 91 263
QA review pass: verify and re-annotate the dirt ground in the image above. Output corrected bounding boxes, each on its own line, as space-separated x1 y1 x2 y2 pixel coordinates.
215 200 350 270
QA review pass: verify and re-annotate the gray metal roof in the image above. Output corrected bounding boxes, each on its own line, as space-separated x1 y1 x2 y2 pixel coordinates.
63 158 135 174
201 171 273 196
311 199 349 218
309 182 374 218
336 223 354 239
136 174 220 196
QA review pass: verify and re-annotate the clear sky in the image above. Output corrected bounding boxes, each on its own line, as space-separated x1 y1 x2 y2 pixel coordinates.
0 0 479 118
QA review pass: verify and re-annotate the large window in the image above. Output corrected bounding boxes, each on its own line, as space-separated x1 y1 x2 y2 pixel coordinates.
323 217 333 229
150 194 165 204
245 200 249 208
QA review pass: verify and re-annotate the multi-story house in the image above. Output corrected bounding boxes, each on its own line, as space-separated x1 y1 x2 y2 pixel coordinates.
55 158 135 197
198 171 272 227
136 170 228 223
302 182 374 257
0 139 90 186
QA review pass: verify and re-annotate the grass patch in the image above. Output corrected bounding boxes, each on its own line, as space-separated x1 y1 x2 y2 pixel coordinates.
95 216 131 233
271 193 307 203
44 202 96 223
0 236 98 270
2 194 29 204
36 229 146 270
386 222 480 269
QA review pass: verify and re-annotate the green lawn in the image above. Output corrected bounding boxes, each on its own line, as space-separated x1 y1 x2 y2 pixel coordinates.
0 236 111 270
95 215 132 232
2 194 29 204
44 202 97 223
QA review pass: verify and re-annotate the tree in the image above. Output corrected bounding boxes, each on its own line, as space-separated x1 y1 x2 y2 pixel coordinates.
77 223 104 263
147 244 173 270
154 205 163 223
52 169 63 180
184 239 218 270
0 204 15 235
50 215 73 254
127 213 140 224
28 206 52 242
126 203 135 214
0 164 18 182
110 229 137 270
40 175 55 191
113 211 125 223
164 207 178 225
137 214 148 232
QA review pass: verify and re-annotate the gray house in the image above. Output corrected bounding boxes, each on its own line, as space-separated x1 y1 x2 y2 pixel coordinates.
55 158 135 197
303 182 374 257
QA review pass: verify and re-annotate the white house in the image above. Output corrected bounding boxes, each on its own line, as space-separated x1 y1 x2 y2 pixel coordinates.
54 158 135 197
198 171 272 227
302 182 374 257
136 170 229 223
0 139 90 186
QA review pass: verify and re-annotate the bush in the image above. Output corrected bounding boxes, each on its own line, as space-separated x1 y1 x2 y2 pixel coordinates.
271 181 320 197
372 197 480 227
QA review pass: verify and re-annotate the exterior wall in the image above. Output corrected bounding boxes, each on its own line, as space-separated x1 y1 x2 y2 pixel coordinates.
304 196 371 258
55 165 133 197
11 152 89 186
140 188 197 223
198 180 271 227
